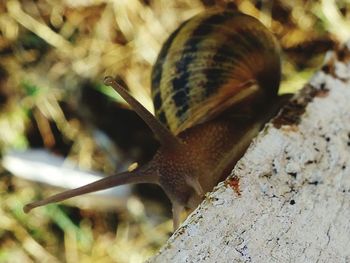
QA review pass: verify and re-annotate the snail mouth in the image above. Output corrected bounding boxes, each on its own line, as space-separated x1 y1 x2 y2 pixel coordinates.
174 80 259 134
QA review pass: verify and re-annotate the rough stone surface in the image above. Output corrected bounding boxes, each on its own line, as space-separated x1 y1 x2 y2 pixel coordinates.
149 45 350 263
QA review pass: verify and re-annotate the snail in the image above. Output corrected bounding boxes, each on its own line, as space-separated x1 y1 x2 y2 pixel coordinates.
24 9 283 229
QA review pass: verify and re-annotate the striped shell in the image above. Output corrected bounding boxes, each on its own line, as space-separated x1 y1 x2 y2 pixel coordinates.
151 9 281 135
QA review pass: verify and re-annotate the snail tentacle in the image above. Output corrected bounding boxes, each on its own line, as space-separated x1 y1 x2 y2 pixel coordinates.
104 77 182 148
23 163 159 213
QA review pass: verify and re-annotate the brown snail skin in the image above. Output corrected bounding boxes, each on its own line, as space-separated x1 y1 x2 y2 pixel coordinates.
24 9 282 229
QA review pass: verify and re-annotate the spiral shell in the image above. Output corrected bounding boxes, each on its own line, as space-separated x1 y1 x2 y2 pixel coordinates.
151 9 281 135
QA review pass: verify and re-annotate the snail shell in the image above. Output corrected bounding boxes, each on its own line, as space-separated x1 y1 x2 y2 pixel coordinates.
151 9 281 135
24 9 283 230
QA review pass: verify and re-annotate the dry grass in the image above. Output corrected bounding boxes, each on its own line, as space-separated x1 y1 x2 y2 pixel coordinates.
0 0 349 262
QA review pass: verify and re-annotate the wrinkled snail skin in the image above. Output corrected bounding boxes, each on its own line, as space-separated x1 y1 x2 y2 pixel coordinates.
24 9 282 230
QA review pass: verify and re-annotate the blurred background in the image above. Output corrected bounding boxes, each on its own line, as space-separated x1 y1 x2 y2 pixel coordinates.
0 0 349 262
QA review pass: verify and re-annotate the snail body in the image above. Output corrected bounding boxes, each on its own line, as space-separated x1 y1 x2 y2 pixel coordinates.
24 9 282 229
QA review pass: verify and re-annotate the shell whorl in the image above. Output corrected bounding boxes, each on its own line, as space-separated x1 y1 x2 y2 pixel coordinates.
151 9 281 135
